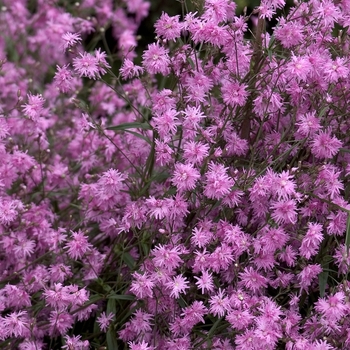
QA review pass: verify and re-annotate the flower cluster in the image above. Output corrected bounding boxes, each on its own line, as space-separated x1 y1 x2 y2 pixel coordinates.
1 0 350 349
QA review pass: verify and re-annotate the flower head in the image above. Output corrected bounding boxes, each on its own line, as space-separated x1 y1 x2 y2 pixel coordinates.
73 52 100 79
61 32 81 51
142 43 171 75
171 162 200 192
311 129 342 159
165 274 189 299
97 312 115 332
22 94 45 122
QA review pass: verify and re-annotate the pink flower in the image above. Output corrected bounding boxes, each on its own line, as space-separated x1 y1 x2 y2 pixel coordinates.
300 223 324 259
49 310 74 335
152 244 183 271
317 165 344 199
182 105 206 133
194 270 214 293
48 263 72 282
98 169 126 195
191 226 213 248
62 335 89 350
181 301 207 325
155 139 174 166
296 112 321 136
221 80 248 107
130 272 155 298
235 329 258 350
204 162 234 200
73 52 100 79
171 162 200 192
129 309 153 333
204 0 236 23
310 129 342 159
298 264 322 292
274 18 304 48
22 94 45 122
278 245 297 267
94 48 111 75
324 57 349 82
128 340 155 350
165 274 189 299
61 32 81 51
54 64 74 93
152 89 176 114
314 0 340 27
226 309 254 330
271 199 298 225
65 230 92 260
287 54 312 82
239 267 268 293
183 141 209 164
3 311 29 337
273 171 296 200
145 197 171 220
120 58 144 80
155 12 182 41
43 283 71 309
315 292 347 322
209 289 230 317
142 43 171 75
97 312 114 332
210 243 234 272
224 131 249 156
151 109 179 139
333 244 350 274
0 199 19 225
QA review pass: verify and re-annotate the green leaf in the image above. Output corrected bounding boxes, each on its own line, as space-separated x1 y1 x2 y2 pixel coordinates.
124 130 152 145
208 317 222 338
106 298 116 315
319 267 329 298
144 139 155 179
345 212 350 254
107 122 151 131
106 328 118 350
122 252 136 269
141 242 150 256
318 106 329 118
108 294 135 301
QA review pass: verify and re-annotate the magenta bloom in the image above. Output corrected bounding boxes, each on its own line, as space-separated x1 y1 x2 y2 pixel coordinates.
142 43 171 75
194 270 214 293
271 199 298 225
120 58 144 80
221 80 249 107
130 272 155 298
61 32 81 51
65 230 92 260
73 52 100 79
22 94 45 122
204 162 234 200
298 264 322 292
171 162 200 192
155 12 182 41
239 267 268 293
300 223 324 259
165 274 189 299
310 129 342 159
97 312 115 332
54 64 74 93
209 288 230 317
315 292 347 322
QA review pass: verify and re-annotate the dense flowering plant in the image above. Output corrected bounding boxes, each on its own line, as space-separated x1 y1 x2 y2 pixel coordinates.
1 0 350 349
